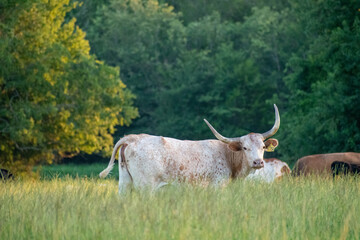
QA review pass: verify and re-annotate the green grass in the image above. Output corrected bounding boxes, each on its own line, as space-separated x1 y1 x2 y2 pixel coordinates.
34 163 119 179
1 165 360 239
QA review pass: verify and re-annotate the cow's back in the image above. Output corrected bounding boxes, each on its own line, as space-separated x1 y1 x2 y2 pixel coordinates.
293 152 360 176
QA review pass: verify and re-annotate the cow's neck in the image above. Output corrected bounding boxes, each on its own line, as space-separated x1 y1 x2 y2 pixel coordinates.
227 151 252 179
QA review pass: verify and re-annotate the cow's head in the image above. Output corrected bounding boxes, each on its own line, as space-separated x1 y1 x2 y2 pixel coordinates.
204 104 280 170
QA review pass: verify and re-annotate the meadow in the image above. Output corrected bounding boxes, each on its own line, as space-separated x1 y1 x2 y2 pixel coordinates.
1 164 359 240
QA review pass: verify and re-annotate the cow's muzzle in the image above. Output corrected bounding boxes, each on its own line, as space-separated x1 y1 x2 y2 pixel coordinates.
252 159 264 169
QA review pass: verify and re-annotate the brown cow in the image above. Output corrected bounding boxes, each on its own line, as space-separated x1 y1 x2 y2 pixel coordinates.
293 152 360 176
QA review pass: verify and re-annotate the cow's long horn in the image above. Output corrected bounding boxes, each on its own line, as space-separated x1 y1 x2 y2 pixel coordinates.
262 104 280 139
204 119 232 143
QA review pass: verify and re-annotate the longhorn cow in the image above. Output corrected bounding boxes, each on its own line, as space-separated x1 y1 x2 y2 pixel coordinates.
100 104 280 192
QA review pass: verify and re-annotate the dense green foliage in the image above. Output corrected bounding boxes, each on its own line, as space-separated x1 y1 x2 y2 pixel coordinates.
1 176 360 239
77 0 359 163
0 0 138 175
280 1 360 161
1 0 359 171
84 0 287 139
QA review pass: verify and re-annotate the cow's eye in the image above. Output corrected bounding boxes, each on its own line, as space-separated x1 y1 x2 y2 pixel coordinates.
243 147 247 150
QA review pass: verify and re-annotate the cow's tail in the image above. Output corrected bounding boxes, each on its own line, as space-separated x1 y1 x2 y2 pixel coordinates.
99 139 124 178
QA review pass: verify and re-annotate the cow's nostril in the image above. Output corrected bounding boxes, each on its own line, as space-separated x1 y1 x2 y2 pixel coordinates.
253 160 264 167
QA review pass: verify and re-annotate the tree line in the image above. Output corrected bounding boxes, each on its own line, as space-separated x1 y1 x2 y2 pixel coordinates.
1 0 359 174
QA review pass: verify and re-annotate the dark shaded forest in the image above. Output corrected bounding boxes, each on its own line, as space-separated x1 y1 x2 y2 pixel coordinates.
1 0 360 174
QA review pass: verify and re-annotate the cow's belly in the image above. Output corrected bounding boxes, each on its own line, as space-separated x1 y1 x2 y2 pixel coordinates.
124 136 231 187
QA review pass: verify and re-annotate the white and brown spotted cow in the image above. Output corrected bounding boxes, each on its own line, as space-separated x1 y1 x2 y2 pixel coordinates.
100 105 280 192
246 158 291 183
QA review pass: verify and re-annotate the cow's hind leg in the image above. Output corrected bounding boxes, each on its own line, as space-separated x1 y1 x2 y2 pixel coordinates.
118 144 133 194
118 165 132 194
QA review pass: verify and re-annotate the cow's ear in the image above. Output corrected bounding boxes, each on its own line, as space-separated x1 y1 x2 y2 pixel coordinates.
264 138 278 152
228 142 242 152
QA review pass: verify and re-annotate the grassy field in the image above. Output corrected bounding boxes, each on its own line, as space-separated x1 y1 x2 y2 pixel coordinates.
1 165 360 239
34 163 118 179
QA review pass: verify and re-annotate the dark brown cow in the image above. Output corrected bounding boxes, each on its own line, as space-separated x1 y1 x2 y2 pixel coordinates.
331 161 360 176
293 152 360 176
0 169 14 181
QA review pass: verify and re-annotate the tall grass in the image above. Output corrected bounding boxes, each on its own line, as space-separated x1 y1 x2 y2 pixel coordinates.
34 163 119 179
1 174 359 239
